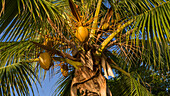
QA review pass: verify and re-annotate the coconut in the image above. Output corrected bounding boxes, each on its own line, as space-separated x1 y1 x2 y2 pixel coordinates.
75 26 89 42
39 52 51 70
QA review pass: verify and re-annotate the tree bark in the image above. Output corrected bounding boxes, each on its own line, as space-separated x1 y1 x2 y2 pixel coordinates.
71 65 112 96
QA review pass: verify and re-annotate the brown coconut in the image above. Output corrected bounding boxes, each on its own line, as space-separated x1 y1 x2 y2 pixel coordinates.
75 26 89 42
39 52 51 70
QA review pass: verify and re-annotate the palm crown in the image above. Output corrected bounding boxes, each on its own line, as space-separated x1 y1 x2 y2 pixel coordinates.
0 0 169 96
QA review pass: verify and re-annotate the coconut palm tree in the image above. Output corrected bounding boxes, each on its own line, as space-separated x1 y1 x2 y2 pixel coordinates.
0 0 169 96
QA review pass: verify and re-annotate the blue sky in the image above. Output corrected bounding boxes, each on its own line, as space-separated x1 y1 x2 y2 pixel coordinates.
30 71 60 96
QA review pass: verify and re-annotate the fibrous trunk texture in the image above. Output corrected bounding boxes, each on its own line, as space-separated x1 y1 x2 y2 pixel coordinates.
71 65 112 96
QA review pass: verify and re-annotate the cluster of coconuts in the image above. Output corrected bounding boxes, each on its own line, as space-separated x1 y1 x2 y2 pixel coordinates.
38 26 89 70
39 52 68 77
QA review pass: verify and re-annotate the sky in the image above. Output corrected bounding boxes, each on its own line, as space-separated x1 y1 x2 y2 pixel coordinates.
30 71 60 96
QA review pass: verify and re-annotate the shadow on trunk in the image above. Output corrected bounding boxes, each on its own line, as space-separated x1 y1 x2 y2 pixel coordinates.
71 65 112 96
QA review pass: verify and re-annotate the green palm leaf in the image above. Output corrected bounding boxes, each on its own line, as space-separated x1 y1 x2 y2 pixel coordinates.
0 62 40 96
0 41 39 67
108 75 152 96
0 0 65 42
53 72 73 96
103 0 170 71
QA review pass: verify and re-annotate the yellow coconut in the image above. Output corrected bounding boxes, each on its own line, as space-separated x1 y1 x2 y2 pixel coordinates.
75 26 89 42
39 52 51 70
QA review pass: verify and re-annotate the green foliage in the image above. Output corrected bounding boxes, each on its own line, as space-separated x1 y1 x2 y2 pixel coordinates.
52 69 73 96
0 0 169 95
0 41 37 67
148 73 169 96
0 62 40 96
107 75 153 96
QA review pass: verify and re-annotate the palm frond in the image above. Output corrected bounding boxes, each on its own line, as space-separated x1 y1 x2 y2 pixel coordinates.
0 40 52 83
0 0 65 42
52 70 73 96
105 39 169 78
108 75 152 96
106 0 170 72
0 62 40 96
130 2 170 67
0 41 39 67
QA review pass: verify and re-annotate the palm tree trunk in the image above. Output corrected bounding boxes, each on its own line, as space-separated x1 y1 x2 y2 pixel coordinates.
71 65 112 96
